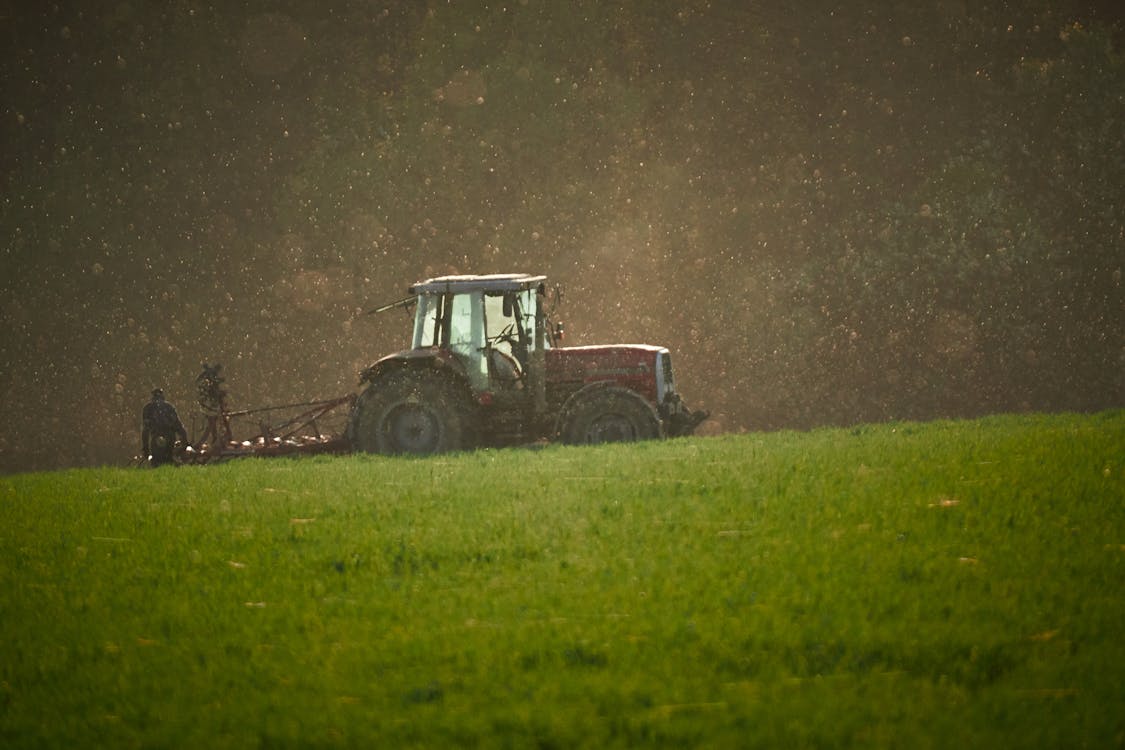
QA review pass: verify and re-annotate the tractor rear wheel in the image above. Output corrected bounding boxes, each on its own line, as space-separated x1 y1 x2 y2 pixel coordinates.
557 386 663 445
348 368 474 455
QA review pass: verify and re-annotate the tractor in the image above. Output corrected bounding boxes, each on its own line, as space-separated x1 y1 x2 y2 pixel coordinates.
346 273 707 454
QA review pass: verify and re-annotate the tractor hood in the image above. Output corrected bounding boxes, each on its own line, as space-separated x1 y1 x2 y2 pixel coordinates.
546 345 670 402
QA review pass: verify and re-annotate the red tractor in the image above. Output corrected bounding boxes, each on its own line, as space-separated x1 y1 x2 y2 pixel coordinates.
346 273 707 454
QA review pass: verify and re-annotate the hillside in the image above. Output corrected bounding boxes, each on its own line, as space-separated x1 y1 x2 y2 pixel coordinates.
1 411 1122 747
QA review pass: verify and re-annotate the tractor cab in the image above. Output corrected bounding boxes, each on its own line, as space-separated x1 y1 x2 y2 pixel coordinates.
408 274 549 398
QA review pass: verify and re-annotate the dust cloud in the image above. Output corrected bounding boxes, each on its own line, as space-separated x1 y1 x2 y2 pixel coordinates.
1 3 1122 472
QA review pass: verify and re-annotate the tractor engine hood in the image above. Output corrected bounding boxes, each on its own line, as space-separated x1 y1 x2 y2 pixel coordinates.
546 345 670 401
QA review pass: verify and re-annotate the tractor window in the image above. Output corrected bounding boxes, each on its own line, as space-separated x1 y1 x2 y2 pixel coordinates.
525 289 543 349
412 294 439 348
484 289 540 354
484 293 515 354
411 294 432 350
448 292 483 356
412 292 487 389
449 292 488 389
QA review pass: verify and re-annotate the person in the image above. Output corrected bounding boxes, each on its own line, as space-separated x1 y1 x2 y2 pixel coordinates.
141 388 188 467
195 362 232 449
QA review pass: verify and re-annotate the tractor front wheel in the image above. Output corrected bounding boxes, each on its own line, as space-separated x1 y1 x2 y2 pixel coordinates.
556 386 663 445
348 368 474 455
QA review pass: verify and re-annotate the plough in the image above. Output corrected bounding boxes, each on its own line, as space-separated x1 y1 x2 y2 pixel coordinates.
181 392 356 465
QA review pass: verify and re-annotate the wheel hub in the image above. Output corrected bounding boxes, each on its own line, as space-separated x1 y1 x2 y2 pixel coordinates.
386 403 442 453
584 413 635 443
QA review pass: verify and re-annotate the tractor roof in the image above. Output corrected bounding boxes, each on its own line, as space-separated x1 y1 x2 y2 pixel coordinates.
409 273 547 295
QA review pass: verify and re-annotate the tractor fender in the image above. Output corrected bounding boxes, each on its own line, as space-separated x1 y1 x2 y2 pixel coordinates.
357 347 469 386
554 381 661 438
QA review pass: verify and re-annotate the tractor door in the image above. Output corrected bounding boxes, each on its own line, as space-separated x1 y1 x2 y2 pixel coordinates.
483 292 524 389
483 288 545 389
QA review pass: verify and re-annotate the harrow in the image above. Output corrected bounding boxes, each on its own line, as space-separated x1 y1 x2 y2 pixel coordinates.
181 393 355 464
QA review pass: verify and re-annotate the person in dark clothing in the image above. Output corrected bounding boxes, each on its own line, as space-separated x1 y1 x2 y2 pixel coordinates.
142 388 188 467
195 363 232 449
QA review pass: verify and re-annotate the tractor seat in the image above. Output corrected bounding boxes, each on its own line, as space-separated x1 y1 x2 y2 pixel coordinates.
489 349 523 389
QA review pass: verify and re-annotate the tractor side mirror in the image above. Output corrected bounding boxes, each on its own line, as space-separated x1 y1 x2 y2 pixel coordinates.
502 293 514 318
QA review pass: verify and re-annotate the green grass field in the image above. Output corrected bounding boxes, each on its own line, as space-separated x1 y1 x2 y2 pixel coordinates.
2 411 1122 748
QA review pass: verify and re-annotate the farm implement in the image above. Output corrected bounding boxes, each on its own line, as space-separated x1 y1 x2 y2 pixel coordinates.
181 393 355 464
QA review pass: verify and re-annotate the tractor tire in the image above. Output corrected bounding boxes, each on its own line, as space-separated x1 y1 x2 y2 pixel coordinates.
348 368 475 455
556 385 663 445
